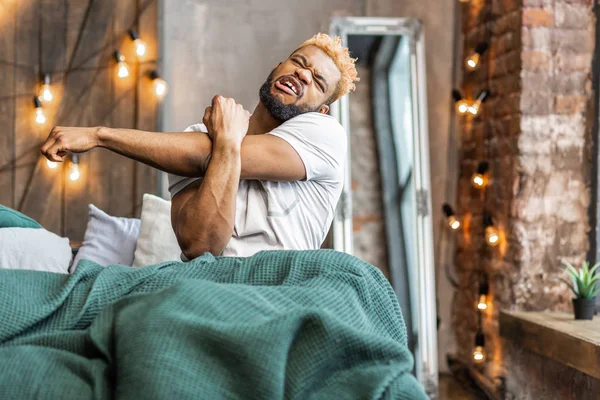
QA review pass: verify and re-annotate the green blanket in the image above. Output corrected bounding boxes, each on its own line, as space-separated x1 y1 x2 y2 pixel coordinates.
0 250 427 399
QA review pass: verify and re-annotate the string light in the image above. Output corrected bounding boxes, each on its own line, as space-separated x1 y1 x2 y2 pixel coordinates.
129 29 147 58
483 213 499 247
442 203 461 230
46 159 58 169
468 89 490 115
69 154 80 181
33 97 46 125
114 51 130 79
477 282 489 310
39 74 53 103
150 70 168 99
452 89 470 115
473 331 485 363
471 161 489 189
465 42 488 71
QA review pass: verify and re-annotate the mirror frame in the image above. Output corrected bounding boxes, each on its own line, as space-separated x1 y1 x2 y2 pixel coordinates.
329 17 438 396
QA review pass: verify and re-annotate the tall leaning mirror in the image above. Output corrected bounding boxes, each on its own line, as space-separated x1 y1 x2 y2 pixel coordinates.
329 17 438 396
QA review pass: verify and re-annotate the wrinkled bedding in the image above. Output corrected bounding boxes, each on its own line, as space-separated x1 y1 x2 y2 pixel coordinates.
0 250 427 399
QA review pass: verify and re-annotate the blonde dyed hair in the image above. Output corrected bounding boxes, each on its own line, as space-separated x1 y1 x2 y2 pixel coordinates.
294 33 359 102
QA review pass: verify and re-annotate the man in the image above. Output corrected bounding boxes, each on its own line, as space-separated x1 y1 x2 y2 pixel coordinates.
41 33 359 260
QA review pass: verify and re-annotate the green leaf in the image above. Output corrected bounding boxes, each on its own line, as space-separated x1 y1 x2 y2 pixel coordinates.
589 286 600 298
563 261 579 277
576 279 587 297
589 275 600 286
579 268 587 284
582 260 590 274
589 262 600 276
559 278 578 296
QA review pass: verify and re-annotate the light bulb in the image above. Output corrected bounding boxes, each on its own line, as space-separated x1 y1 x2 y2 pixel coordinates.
39 74 53 103
118 61 129 78
477 294 488 310
472 173 486 188
485 226 499 246
46 159 58 169
134 39 147 57
473 346 485 362
69 164 80 181
40 84 53 103
455 99 470 114
35 108 46 124
466 52 480 70
468 100 481 115
468 90 489 115
154 78 168 98
442 203 461 231
448 215 461 230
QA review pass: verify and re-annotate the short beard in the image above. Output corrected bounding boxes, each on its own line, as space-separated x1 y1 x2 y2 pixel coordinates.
258 71 317 122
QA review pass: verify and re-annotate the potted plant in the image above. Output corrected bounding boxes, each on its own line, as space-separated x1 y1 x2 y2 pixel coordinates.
561 260 599 320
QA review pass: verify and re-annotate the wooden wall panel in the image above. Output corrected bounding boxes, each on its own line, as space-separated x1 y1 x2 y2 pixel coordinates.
136 0 159 216
110 0 137 218
20 0 67 231
0 0 159 240
0 1 15 208
13 0 39 210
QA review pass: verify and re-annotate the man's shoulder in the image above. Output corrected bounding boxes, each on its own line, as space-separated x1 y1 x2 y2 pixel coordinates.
275 112 345 137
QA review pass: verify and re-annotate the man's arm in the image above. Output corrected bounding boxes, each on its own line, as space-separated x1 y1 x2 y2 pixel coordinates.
41 125 306 181
174 96 248 259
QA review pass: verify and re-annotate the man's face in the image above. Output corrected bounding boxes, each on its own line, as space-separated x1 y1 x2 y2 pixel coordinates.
259 45 342 122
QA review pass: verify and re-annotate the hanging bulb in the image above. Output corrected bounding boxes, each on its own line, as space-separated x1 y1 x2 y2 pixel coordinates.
39 74 53 103
69 155 80 181
129 29 147 58
33 97 46 124
477 282 489 310
46 159 58 169
452 89 470 115
465 42 488 71
442 203 461 230
471 161 489 189
468 89 490 115
150 70 168 99
114 51 129 79
484 213 500 247
473 331 485 363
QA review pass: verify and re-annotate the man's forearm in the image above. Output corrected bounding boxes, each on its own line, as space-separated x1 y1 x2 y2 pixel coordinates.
97 127 213 177
174 138 241 259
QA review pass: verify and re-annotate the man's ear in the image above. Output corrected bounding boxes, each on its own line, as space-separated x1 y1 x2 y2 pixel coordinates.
319 104 330 114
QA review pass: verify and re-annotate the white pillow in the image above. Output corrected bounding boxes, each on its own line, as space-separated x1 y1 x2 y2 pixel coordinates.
71 204 140 272
0 227 72 274
132 194 181 267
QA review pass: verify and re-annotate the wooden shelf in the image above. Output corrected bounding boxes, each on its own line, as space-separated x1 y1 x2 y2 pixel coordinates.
500 311 600 380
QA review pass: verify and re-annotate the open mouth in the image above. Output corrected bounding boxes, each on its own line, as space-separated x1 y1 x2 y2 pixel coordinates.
274 75 302 98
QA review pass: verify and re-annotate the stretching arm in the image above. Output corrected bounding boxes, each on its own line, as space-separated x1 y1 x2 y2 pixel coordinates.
175 138 241 258
174 95 249 258
41 125 306 181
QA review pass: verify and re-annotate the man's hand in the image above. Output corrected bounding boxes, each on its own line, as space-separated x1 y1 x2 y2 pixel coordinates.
41 126 101 162
203 95 250 145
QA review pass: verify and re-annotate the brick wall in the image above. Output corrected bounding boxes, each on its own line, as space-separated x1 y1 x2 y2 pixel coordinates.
453 0 595 386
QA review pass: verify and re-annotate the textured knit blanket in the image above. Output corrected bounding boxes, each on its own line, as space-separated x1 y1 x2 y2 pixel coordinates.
0 250 427 399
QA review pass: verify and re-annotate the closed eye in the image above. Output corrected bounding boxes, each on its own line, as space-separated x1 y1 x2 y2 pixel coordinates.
292 58 325 93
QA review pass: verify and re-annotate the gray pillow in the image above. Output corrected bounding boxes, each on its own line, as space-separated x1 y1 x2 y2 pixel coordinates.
71 204 140 272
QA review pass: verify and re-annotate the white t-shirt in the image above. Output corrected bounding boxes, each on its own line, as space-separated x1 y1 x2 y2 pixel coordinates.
168 112 347 257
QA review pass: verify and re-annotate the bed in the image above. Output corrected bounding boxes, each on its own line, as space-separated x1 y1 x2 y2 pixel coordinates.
0 249 427 399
